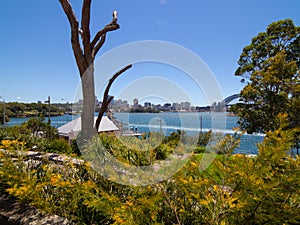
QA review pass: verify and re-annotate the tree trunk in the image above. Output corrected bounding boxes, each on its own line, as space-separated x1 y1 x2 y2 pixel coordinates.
80 65 96 145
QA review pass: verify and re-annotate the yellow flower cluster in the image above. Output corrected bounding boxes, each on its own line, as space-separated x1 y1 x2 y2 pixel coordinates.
0 139 26 150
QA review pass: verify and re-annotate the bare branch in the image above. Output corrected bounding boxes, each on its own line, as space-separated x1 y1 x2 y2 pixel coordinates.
91 20 119 49
81 0 92 62
59 0 87 75
81 0 91 32
95 64 132 132
59 0 78 29
91 10 119 48
95 96 113 134
92 34 106 58
91 23 120 46
92 23 120 57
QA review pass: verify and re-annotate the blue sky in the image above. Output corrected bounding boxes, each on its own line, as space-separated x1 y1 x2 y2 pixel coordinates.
0 0 299 106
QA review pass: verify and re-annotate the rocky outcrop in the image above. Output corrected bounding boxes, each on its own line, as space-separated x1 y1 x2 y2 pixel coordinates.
0 193 74 225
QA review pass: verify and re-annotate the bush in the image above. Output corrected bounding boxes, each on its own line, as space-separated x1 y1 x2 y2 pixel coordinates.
197 130 212 146
194 146 206 154
153 143 173 160
70 139 81 156
46 139 72 154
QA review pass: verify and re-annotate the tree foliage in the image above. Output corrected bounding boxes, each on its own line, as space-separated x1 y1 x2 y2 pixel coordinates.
232 19 300 134
1 101 67 119
235 19 300 78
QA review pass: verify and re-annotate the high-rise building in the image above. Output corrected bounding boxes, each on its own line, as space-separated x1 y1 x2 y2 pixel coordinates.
173 102 180 110
181 101 191 111
133 98 139 109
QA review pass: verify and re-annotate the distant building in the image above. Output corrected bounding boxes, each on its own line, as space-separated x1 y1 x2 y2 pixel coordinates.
133 98 139 109
173 102 180 110
181 101 191 111
111 99 129 111
163 103 172 111
144 102 151 108
211 101 226 112
155 104 161 110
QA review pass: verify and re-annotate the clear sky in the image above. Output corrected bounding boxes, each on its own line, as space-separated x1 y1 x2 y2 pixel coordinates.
0 0 299 106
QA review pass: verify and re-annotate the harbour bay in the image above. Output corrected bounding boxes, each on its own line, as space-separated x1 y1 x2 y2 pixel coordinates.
7 112 264 154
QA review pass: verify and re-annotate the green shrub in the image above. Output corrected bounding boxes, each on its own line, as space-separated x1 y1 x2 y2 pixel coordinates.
70 139 81 156
153 144 173 160
194 146 206 154
46 139 72 154
197 130 212 146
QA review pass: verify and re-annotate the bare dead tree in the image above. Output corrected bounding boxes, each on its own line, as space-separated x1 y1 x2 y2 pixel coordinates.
95 64 132 132
58 0 122 142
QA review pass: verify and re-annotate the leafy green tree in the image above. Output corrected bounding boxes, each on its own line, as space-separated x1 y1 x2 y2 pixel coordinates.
23 117 47 137
233 51 299 133
235 19 300 78
233 19 300 134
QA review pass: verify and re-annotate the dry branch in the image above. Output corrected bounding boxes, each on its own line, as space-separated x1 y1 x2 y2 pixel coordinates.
95 64 132 132
59 0 120 75
91 23 120 57
81 0 92 62
59 0 87 75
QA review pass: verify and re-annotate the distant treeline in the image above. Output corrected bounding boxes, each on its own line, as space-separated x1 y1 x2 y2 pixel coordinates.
0 102 71 121
130 108 160 113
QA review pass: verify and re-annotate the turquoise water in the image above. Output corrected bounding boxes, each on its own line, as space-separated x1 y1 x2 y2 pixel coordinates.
7 112 264 154
7 115 76 128
114 112 264 154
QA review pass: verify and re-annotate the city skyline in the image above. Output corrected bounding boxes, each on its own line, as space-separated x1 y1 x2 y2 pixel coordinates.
111 97 193 108
109 96 229 112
